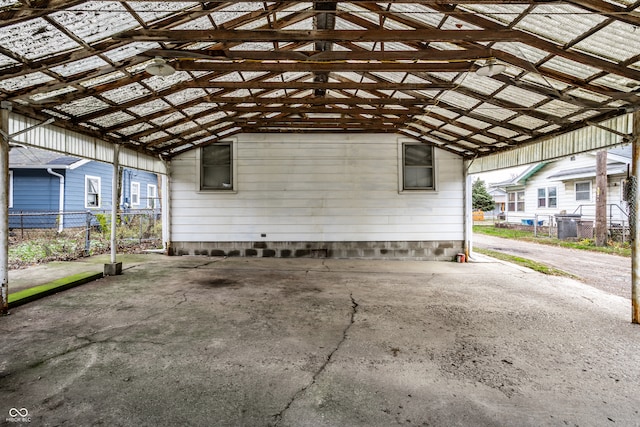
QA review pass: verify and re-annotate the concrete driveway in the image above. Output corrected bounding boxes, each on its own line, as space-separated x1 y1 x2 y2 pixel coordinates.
1 255 638 426
473 233 632 299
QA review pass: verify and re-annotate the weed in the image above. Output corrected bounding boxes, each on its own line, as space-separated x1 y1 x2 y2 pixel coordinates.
474 225 631 257
474 248 578 278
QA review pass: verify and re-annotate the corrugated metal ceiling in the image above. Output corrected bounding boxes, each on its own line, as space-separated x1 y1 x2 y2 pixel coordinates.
0 0 638 160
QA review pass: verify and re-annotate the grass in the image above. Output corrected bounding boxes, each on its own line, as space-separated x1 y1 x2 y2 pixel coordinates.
473 224 631 257
8 271 104 307
474 247 578 278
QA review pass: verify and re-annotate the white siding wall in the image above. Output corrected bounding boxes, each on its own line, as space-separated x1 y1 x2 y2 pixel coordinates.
506 155 629 224
170 133 464 243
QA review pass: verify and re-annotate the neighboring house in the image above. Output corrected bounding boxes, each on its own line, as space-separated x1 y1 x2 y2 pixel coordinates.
9 146 160 230
169 134 464 260
485 186 507 219
498 146 631 227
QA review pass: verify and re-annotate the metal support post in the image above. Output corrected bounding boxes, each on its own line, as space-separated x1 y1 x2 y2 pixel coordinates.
161 161 172 255
104 144 122 276
0 103 10 314
85 211 91 256
632 111 640 324
111 145 119 264
463 160 471 261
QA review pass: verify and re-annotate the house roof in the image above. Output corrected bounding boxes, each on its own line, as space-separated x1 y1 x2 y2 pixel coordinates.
9 146 84 168
0 1 638 161
547 162 628 180
607 144 632 160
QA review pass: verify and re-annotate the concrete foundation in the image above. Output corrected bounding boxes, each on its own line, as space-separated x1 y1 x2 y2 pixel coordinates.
169 240 464 261
103 262 122 276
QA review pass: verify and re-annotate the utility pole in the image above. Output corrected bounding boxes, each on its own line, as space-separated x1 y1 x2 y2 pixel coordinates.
595 150 607 246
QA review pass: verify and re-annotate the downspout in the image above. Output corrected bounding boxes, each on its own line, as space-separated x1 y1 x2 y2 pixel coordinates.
46 168 64 233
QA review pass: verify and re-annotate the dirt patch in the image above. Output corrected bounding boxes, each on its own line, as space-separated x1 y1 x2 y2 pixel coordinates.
199 278 241 288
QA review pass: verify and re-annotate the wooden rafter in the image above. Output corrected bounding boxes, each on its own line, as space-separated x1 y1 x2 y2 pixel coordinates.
114 29 526 43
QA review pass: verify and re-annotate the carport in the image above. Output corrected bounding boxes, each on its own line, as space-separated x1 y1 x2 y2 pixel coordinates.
0 0 639 324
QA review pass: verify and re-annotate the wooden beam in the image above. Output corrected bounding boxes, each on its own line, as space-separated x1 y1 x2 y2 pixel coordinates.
241 125 400 132
174 61 473 72
222 105 423 115
114 29 525 43
564 0 640 28
179 81 456 91
144 47 493 62
76 0 548 2
198 96 436 106
427 3 640 83
231 117 407 125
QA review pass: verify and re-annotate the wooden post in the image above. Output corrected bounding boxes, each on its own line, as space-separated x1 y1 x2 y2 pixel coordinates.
632 111 640 324
0 103 9 314
595 150 607 246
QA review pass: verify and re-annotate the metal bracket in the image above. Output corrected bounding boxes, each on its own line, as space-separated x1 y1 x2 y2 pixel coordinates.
587 121 632 143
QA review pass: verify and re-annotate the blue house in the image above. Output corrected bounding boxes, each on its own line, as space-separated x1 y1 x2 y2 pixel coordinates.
9 146 160 230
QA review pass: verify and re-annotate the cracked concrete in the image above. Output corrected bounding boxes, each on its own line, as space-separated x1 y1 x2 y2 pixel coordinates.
1 255 639 426
273 292 359 426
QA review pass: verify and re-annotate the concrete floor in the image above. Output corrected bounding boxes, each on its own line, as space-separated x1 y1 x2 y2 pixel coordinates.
1 255 639 427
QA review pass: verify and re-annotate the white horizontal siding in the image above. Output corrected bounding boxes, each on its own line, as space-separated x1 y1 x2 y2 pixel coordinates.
506 154 630 223
170 133 464 242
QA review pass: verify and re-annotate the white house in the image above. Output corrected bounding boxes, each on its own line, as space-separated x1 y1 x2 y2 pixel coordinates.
169 133 465 260
499 146 631 230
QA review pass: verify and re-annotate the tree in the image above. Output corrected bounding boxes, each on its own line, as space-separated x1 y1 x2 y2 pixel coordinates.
472 179 495 212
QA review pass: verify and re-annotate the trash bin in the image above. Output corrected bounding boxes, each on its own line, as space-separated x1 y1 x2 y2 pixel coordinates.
555 214 581 239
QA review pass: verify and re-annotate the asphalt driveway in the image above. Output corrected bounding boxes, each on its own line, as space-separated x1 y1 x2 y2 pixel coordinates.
1 255 638 426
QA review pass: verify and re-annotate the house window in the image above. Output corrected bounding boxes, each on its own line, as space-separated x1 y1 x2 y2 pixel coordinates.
508 191 525 212
201 143 233 191
402 143 435 190
575 181 591 201
85 175 101 208
537 187 557 208
147 184 157 209
131 182 140 206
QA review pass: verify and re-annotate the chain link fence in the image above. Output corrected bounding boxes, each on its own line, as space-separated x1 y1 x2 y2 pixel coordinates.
625 176 636 242
8 210 162 268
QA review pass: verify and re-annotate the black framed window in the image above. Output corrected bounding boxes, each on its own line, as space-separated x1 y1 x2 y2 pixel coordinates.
403 144 434 190
201 143 233 191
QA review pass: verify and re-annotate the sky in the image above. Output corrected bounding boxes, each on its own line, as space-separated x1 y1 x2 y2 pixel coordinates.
470 166 528 186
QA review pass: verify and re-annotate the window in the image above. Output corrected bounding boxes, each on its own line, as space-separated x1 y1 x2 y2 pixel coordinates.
147 184 157 209
85 175 101 208
537 187 557 208
575 181 591 201
201 143 233 191
508 190 525 212
402 143 435 190
131 182 140 206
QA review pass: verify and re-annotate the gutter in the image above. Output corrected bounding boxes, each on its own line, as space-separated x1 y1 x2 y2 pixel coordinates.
46 168 64 232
